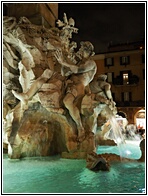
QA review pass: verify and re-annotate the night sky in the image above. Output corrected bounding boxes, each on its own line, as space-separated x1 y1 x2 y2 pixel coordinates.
58 2 145 54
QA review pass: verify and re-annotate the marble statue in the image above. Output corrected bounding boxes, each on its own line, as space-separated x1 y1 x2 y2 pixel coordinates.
90 74 116 114
3 14 125 160
54 41 97 142
12 69 54 110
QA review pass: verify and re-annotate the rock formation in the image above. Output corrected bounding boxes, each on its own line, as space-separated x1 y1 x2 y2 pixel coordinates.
86 152 110 171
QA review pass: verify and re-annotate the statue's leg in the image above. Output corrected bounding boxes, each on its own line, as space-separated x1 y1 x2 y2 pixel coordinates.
12 69 53 109
104 84 112 100
63 93 85 142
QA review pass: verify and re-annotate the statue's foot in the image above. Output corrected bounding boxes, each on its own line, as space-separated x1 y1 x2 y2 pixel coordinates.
12 90 29 110
42 69 53 79
12 90 28 103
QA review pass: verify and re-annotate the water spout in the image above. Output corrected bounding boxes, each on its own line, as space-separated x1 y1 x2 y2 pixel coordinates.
103 106 126 158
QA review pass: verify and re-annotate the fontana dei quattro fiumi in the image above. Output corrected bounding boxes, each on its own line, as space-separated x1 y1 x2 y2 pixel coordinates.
3 12 145 194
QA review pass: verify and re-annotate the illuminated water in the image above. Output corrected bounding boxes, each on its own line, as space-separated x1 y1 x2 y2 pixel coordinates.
97 140 142 159
104 107 125 146
3 141 145 194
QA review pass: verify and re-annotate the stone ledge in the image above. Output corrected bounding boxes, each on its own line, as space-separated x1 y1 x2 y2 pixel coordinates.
61 151 87 159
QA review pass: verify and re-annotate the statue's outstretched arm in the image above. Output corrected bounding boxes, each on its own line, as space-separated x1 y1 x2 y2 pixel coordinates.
54 49 78 73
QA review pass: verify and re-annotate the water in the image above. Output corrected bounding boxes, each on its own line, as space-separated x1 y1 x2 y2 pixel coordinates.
102 107 134 159
103 107 125 146
97 140 142 159
3 141 145 194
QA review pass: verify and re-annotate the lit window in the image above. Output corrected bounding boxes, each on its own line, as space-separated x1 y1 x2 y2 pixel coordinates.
123 73 128 79
123 73 129 84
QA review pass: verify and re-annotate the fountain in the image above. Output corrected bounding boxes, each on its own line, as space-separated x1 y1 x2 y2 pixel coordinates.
3 14 119 159
3 13 145 194
3 13 145 160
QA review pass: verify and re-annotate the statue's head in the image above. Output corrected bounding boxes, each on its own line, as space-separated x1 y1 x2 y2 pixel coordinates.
97 74 107 81
76 41 95 60
80 41 95 57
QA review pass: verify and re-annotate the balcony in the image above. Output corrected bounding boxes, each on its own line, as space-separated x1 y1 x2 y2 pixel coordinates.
113 75 139 86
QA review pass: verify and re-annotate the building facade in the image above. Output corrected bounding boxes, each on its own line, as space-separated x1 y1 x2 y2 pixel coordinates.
3 3 58 28
93 41 145 127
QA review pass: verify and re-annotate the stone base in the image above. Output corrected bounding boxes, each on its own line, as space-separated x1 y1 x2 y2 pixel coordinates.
97 139 116 146
61 151 87 159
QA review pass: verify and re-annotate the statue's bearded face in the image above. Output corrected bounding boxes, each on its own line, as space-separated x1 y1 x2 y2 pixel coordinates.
83 50 90 58
76 46 90 59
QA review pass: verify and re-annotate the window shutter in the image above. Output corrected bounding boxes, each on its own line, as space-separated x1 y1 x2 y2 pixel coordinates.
104 58 107 67
128 56 130 64
129 92 132 101
112 57 114 66
121 92 124 101
120 57 122 65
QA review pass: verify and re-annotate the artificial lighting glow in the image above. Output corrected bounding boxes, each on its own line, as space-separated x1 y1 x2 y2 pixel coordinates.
125 150 131 155
136 118 145 129
138 109 145 112
136 109 145 129
123 73 128 79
